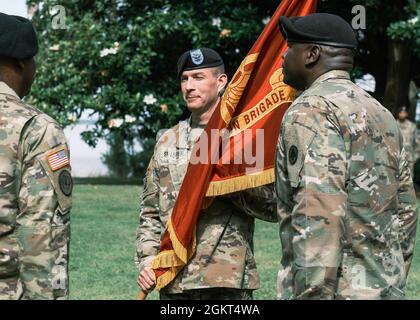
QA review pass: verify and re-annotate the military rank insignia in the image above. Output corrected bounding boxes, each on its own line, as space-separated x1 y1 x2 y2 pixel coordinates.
59 170 73 196
288 145 298 165
190 49 204 65
47 149 70 171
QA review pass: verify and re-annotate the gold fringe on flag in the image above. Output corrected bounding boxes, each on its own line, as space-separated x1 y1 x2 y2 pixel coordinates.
150 250 183 268
206 168 275 197
167 218 188 264
151 221 197 290
154 267 178 291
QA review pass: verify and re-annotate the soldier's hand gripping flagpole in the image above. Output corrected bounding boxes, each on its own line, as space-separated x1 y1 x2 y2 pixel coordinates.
138 291 147 300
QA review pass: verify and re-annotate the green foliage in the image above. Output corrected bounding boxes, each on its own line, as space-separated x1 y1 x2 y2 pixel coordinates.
387 0 420 56
101 131 154 179
101 132 130 178
27 1 420 174
27 0 278 147
27 0 280 174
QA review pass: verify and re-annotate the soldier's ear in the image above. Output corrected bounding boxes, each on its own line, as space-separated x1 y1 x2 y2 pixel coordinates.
1 57 24 73
305 45 321 66
217 73 228 95
14 59 25 71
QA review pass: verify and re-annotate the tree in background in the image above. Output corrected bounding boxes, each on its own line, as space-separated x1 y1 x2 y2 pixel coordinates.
101 132 130 178
320 0 420 117
27 0 280 176
27 0 420 176
102 131 155 179
386 0 420 116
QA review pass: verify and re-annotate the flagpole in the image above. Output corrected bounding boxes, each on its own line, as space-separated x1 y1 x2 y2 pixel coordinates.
138 290 147 300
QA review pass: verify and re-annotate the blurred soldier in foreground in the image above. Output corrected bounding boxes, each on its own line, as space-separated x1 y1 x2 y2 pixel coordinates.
0 13 72 299
135 48 277 300
397 106 419 174
275 13 418 299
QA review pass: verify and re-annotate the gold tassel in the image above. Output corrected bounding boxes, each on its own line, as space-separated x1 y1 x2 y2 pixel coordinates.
167 219 188 263
151 250 184 269
152 169 274 289
152 223 198 290
206 168 274 197
155 267 179 290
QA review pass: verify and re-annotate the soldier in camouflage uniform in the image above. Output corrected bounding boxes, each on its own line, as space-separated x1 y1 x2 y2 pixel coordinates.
135 48 277 300
0 13 72 300
275 13 418 299
397 106 419 174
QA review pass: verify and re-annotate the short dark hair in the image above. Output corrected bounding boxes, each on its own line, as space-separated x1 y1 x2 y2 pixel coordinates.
319 45 355 72
211 64 225 77
319 45 355 59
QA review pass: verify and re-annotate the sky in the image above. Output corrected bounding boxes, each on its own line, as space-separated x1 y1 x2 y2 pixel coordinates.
1 0 27 16
1 0 109 177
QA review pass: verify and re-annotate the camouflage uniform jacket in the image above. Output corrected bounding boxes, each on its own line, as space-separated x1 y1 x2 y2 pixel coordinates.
397 119 418 172
136 118 277 294
275 70 418 300
0 82 72 300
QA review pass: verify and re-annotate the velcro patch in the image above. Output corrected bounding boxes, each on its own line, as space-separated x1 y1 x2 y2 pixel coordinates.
59 170 73 196
47 149 70 171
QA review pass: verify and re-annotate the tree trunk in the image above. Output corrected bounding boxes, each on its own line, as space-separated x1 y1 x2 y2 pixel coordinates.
366 36 388 103
383 40 412 118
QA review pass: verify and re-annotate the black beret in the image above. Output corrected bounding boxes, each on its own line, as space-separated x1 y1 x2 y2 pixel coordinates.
279 13 357 49
0 12 38 60
177 47 224 77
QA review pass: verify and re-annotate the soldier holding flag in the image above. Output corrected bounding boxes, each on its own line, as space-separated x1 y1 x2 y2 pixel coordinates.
135 48 277 300
136 0 317 301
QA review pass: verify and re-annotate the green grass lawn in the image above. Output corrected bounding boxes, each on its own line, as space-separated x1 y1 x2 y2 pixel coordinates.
69 184 420 300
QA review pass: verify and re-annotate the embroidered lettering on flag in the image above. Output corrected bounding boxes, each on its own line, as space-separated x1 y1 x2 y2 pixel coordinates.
47 149 69 171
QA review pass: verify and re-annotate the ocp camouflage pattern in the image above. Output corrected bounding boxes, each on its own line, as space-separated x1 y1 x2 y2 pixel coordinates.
275 70 418 300
135 118 277 295
0 82 71 300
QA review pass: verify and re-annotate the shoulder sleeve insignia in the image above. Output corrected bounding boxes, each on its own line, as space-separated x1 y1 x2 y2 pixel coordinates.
288 145 298 165
59 170 73 196
47 148 70 171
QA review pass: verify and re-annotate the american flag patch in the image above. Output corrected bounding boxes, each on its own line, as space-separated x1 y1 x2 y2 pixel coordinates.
47 149 70 171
